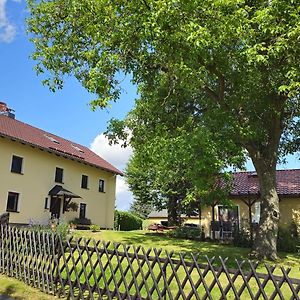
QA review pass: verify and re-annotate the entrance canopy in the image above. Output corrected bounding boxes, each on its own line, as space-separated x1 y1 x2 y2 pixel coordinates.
49 185 82 216
48 185 82 199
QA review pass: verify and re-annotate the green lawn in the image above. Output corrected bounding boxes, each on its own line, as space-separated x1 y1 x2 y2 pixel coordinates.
68 229 299 298
1 229 298 299
73 229 300 269
0 275 57 300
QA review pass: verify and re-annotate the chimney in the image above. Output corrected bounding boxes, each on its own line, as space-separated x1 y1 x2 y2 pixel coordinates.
0 102 15 119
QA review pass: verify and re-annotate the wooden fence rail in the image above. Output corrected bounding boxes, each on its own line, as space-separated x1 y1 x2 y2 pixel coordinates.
0 225 299 299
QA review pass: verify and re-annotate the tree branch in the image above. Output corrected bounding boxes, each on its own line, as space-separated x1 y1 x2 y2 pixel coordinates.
218 75 225 101
204 86 219 101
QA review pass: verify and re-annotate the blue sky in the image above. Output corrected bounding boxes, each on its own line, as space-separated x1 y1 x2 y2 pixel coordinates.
1 0 136 210
1 1 300 210
1 1 136 146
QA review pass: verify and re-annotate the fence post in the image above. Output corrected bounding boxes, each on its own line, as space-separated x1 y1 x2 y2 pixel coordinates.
163 259 167 300
52 233 62 296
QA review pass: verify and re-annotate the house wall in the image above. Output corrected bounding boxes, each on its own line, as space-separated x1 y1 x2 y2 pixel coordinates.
223 198 300 229
200 198 300 236
280 198 300 227
148 199 300 238
0 137 116 228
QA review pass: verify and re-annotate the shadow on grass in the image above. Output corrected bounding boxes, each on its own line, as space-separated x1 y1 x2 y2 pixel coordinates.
1 284 22 300
75 230 300 270
119 231 250 268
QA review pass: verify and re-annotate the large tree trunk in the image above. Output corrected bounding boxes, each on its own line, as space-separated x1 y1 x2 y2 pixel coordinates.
244 95 285 260
251 161 280 260
167 196 181 226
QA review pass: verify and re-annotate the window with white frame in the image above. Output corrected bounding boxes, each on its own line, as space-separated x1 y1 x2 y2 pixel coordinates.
11 155 23 174
99 179 105 192
252 202 260 223
6 192 19 212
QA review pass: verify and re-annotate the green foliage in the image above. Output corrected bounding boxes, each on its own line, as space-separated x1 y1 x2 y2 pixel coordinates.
277 223 300 253
29 220 70 241
90 224 100 232
129 198 154 219
232 223 300 253
232 227 253 248
120 101 237 222
114 210 143 231
64 201 79 212
168 227 202 241
27 0 300 258
55 222 70 241
71 218 92 225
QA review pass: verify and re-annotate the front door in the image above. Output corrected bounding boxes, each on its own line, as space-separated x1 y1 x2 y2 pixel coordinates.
50 197 61 219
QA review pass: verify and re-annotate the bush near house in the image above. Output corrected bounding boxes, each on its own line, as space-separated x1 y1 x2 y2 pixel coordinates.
167 226 203 240
277 222 300 253
70 217 92 230
114 210 143 231
232 228 253 248
232 222 300 253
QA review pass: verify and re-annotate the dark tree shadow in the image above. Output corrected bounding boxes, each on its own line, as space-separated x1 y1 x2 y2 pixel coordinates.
0 284 23 300
119 231 250 268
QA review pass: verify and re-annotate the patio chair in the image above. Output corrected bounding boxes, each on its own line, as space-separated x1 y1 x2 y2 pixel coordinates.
221 221 233 239
210 221 221 239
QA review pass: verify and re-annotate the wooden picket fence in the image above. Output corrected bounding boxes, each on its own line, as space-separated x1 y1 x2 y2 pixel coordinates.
0 225 299 299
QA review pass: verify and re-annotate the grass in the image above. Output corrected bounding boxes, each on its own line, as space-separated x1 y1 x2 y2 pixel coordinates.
0 274 57 300
2 229 297 299
73 229 300 269
68 229 300 298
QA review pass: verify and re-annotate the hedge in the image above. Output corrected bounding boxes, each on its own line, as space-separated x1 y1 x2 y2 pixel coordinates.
114 210 143 231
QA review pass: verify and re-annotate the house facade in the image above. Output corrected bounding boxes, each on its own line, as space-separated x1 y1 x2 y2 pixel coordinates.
148 170 300 237
0 103 122 228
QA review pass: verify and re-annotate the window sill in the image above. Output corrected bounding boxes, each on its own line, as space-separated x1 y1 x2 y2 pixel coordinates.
81 187 89 190
99 191 105 193
55 181 64 184
6 210 20 213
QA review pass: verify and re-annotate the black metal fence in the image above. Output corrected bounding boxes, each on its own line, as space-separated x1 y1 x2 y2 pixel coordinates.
0 225 299 299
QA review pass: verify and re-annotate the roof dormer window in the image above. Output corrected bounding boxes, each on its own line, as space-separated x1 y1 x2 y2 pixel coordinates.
71 144 84 153
44 134 60 144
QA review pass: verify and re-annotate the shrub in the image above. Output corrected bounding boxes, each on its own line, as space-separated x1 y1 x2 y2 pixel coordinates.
277 222 300 253
55 221 70 241
29 219 70 241
168 227 201 240
90 224 100 232
114 210 143 231
232 227 252 248
71 218 92 225
231 223 300 253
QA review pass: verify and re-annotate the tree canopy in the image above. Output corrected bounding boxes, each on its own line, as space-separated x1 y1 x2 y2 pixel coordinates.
107 90 239 225
27 0 300 259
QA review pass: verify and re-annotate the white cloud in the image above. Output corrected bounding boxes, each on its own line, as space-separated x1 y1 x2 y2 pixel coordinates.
115 176 132 211
0 0 17 43
90 133 133 211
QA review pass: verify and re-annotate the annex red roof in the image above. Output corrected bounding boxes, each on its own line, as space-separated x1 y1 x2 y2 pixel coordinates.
0 115 123 175
230 169 300 197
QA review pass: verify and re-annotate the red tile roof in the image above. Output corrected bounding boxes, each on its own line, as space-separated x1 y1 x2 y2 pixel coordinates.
0 115 123 175
230 169 300 197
